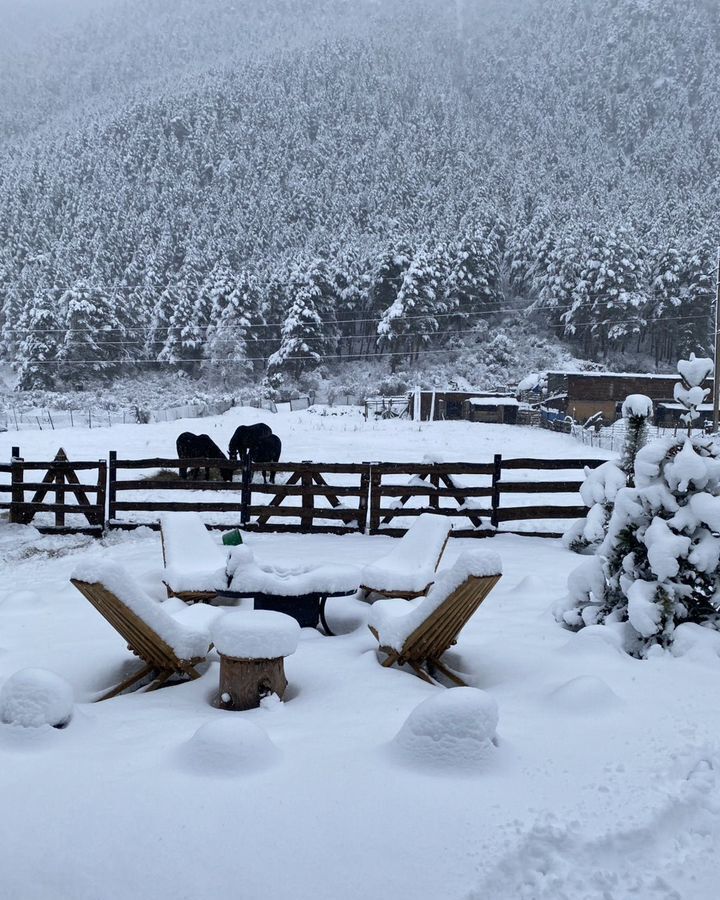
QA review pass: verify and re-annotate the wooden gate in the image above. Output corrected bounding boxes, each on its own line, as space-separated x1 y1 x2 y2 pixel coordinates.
9 447 106 534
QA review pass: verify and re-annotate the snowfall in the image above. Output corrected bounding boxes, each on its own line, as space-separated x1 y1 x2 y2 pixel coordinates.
1 407 720 900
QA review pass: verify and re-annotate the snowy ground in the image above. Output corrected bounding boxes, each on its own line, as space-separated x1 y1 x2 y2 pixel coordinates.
2 412 719 899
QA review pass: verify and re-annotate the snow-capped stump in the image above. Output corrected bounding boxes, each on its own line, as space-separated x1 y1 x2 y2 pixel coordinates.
177 718 280 776
211 611 300 710
391 688 499 772
0 668 74 729
548 676 620 713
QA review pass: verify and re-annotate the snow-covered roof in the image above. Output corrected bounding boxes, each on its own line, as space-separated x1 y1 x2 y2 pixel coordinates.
467 397 519 407
548 370 695 381
656 403 714 412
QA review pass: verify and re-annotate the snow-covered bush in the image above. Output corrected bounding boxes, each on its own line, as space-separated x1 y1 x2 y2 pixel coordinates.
558 434 720 656
564 393 652 554
674 353 713 434
0 668 74 728
390 688 498 771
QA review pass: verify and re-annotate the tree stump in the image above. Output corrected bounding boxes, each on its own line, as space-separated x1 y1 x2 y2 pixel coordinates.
217 654 288 711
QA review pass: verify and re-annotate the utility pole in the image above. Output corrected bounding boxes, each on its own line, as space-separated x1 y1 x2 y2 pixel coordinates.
714 248 720 434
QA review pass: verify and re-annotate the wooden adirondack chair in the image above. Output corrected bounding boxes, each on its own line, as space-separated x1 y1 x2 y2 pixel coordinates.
359 513 451 600
71 562 212 700
368 551 501 686
160 512 229 603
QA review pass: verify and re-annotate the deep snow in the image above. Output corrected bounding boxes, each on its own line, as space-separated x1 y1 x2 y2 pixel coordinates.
1 410 719 899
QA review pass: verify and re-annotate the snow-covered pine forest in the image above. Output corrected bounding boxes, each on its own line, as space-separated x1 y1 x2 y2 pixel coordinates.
1 0 718 394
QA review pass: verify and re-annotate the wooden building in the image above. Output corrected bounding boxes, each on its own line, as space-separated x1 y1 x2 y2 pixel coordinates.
545 371 714 424
408 390 516 421
463 397 519 424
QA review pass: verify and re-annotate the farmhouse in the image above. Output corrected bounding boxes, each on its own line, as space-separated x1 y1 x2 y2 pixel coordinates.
545 371 715 424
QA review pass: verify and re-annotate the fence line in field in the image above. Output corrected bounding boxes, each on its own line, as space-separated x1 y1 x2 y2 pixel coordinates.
4 448 603 539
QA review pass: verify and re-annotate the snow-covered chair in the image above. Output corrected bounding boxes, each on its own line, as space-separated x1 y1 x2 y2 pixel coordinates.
359 513 451 600
368 550 502 685
71 560 216 700
160 512 229 603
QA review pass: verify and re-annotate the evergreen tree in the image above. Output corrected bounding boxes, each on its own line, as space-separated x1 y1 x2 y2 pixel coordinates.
558 359 720 656
15 288 63 390
56 280 119 382
377 250 443 371
266 261 336 379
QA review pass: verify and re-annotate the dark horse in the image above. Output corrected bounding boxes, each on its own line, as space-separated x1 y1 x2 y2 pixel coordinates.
176 432 232 481
228 422 273 463
249 433 282 484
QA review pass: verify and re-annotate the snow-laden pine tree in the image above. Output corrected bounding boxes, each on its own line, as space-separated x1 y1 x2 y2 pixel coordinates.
445 234 500 328
204 270 262 385
377 249 444 371
557 358 720 656
563 227 646 356
56 280 119 382
649 246 684 366
15 285 64 389
563 394 652 554
266 261 337 380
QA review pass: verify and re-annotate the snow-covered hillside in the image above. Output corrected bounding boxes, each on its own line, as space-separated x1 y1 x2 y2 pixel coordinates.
1 0 717 394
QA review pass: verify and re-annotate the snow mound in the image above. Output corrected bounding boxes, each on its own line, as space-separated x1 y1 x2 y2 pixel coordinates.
561 623 629 657
177 718 280 776
548 676 620 713
0 668 74 728
211 610 300 659
671 623 720 663
391 688 498 772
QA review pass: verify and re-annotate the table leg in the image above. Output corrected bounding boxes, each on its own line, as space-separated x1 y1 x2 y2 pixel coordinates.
318 595 335 636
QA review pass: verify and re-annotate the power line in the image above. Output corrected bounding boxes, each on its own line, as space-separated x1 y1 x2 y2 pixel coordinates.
3 298 710 335
12 309 713 351
17 311 711 365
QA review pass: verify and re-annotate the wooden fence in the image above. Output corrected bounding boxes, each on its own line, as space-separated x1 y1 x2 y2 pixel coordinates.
107 455 369 535
2 449 604 538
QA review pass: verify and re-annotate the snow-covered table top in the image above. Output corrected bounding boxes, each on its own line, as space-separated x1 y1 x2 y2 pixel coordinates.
225 545 361 596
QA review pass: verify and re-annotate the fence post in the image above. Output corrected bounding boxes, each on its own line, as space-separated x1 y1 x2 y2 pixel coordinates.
10 446 24 525
490 453 502 529
300 461 313 533
368 463 382 534
55 463 65 529
429 468 440 509
358 463 371 533
96 459 107 531
107 451 117 524
241 455 252 526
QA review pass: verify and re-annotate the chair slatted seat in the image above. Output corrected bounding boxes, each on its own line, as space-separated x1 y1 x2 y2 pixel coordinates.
71 565 211 700
368 551 501 686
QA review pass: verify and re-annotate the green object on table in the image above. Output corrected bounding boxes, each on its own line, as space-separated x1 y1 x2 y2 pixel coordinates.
222 529 243 546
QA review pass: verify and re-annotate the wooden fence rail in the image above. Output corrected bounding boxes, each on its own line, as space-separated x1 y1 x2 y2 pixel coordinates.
3 449 605 538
